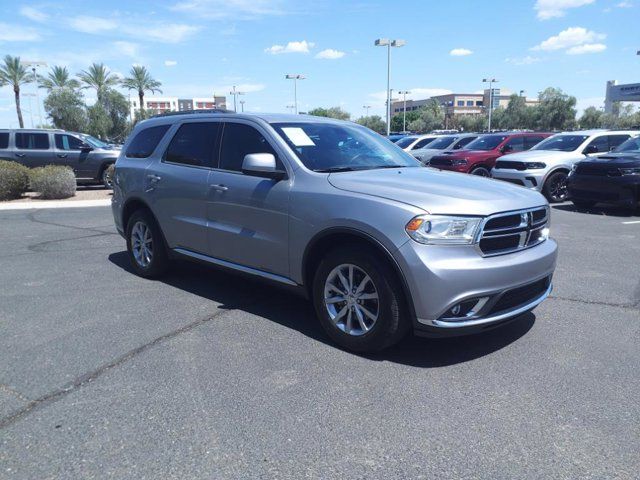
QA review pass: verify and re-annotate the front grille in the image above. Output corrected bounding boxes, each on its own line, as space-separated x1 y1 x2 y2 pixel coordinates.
487 276 551 315
495 160 526 170
478 206 549 256
430 157 453 167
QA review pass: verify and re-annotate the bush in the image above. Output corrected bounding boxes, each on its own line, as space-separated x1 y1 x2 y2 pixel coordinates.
0 160 30 200
29 165 77 199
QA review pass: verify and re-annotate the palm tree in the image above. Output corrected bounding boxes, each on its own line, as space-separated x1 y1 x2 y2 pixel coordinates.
121 65 162 117
0 55 33 128
77 63 120 102
39 66 80 91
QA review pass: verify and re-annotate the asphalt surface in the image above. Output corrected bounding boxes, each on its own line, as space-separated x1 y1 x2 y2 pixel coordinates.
0 203 639 479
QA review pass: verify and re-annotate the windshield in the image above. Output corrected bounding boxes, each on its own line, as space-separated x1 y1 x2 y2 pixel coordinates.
532 134 588 152
465 135 507 151
395 136 419 148
79 134 110 148
613 136 640 153
272 122 421 172
422 136 456 150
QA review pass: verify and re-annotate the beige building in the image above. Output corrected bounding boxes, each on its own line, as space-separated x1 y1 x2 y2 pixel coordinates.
129 95 228 118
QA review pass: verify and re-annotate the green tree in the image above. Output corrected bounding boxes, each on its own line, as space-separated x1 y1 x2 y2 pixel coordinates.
579 106 604 129
39 66 80 92
44 88 88 132
405 104 445 133
0 55 33 128
121 65 162 121
503 94 530 129
451 115 486 133
77 63 120 102
86 102 112 139
535 87 577 131
356 115 386 134
100 89 131 141
308 107 351 120
391 109 421 132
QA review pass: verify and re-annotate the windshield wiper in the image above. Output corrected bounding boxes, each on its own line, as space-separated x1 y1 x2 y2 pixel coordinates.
315 166 364 173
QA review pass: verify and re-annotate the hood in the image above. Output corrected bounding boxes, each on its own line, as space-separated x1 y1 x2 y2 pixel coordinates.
586 153 640 166
500 149 581 162
434 149 496 160
327 167 547 216
413 149 443 161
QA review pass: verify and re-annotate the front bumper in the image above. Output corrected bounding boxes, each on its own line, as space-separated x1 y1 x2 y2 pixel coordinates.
491 169 545 192
396 238 558 336
568 174 640 206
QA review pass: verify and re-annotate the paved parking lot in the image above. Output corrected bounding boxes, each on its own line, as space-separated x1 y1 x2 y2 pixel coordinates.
1 204 639 479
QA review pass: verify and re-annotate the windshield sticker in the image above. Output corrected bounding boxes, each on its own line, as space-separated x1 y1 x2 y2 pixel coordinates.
282 127 316 147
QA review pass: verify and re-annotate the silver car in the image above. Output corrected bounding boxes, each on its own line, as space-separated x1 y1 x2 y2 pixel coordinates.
112 112 557 352
411 133 480 165
491 130 638 202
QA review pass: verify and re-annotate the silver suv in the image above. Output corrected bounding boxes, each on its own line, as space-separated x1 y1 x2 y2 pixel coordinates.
111 112 557 352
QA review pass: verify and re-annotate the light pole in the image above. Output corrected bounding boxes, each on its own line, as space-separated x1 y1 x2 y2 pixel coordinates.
285 74 305 114
239 100 246 112
286 104 295 113
362 105 371 116
482 78 498 132
229 86 245 112
374 38 405 136
22 93 36 128
398 90 411 132
21 60 47 127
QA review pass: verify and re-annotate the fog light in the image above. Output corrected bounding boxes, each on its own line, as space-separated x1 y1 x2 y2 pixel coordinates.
441 296 490 320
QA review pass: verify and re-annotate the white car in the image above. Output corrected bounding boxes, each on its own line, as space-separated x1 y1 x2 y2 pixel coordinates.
394 134 439 152
411 133 480 165
491 130 639 202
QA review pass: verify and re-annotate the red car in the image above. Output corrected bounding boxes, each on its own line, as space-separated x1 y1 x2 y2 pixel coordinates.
429 132 552 177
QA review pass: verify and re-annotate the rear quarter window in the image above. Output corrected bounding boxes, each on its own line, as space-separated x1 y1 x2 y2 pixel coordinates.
125 124 170 159
15 132 50 150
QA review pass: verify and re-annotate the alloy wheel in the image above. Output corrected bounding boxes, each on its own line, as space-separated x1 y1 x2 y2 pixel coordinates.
131 221 153 268
549 175 568 201
323 263 379 336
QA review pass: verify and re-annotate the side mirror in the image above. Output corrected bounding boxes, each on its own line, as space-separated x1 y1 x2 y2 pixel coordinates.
241 153 286 180
583 144 598 155
80 143 93 152
500 144 513 154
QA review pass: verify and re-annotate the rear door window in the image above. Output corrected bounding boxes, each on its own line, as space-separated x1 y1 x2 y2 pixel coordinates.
0 132 8 149
524 136 544 150
125 124 170 158
15 132 50 150
219 123 277 172
505 136 525 152
55 134 85 151
163 122 221 167
412 138 434 150
454 136 476 149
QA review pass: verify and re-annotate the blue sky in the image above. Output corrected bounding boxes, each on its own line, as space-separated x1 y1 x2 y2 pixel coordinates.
0 0 638 127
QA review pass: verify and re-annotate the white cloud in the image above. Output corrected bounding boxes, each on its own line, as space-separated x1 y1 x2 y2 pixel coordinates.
68 15 117 33
19 6 48 23
369 88 452 103
128 24 200 43
616 1 633 7
164 60 178 66
534 0 594 20
505 55 542 65
566 43 607 54
214 83 265 93
0 23 41 42
532 27 605 51
113 41 140 58
449 48 473 56
171 0 287 18
315 49 345 59
265 40 314 54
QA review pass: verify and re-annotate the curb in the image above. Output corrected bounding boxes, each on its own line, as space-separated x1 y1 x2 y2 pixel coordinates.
0 199 111 211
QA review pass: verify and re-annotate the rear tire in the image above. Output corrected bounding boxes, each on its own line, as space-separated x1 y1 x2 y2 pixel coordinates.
543 171 569 203
471 166 491 177
101 164 114 189
126 209 169 278
312 246 408 353
571 199 596 209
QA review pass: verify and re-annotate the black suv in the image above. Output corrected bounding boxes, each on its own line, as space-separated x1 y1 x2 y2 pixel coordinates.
0 129 120 187
567 135 640 209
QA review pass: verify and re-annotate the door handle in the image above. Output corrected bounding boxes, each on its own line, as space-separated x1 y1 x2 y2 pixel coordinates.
146 174 162 182
210 184 229 192
57 154 67 158
15 153 25 158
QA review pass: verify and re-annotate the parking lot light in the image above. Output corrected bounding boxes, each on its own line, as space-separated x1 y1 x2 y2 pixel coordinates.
398 90 411 132
285 74 306 114
482 78 499 132
375 38 406 136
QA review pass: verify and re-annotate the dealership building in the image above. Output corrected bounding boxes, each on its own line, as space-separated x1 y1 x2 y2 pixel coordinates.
604 80 640 113
129 95 228 118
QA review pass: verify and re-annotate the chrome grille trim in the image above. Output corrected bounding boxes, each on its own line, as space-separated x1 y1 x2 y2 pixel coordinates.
476 206 549 257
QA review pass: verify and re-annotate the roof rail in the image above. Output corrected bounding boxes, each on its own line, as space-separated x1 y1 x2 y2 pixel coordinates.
152 109 235 118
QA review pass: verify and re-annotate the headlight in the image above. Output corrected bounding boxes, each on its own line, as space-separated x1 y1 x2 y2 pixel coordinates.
620 167 640 175
525 162 546 169
451 159 468 166
405 215 482 245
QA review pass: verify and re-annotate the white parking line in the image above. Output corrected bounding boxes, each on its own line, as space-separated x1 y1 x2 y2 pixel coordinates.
0 199 111 211
622 220 640 225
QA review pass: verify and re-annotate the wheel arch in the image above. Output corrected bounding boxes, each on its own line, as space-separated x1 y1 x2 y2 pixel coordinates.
302 227 417 323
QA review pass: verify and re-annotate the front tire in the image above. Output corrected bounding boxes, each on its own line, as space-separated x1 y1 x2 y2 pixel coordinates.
101 164 114 189
126 210 169 278
543 171 569 203
471 166 491 177
312 246 408 353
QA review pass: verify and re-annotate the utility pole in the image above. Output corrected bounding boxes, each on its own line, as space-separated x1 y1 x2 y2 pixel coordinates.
362 105 371 116
239 100 245 112
21 60 47 127
398 90 411 132
374 38 406 136
483 78 498 132
285 74 305 114
229 86 245 112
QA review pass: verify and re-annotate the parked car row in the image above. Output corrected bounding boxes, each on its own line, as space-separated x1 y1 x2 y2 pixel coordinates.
0 128 120 188
405 129 640 207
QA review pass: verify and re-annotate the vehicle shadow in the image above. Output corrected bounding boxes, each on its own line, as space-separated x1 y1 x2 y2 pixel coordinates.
552 203 638 217
108 251 535 368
